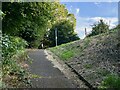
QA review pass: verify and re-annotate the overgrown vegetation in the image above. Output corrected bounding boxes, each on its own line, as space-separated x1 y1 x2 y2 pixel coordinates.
87 19 109 37
99 74 120 89
2 2 79 48
1 35 30 88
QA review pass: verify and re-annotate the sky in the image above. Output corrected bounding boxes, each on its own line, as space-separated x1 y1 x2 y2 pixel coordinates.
60 1 118 39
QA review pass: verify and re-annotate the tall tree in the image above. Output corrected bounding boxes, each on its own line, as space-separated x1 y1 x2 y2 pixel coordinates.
47 20 79 47
2 2 64 48
2 2 79 48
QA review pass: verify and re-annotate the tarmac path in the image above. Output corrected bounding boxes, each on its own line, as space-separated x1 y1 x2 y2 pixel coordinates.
28 49 76 88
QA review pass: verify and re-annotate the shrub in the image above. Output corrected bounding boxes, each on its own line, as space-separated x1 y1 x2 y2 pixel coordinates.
87 19 109 37
99 74 120 89
1 35 30 87
2 35 28 59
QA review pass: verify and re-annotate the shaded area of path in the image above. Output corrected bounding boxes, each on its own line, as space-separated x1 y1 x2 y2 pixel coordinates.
28 49 76 88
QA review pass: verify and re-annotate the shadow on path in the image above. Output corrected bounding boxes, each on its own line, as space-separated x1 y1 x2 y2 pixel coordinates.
28 49 76 88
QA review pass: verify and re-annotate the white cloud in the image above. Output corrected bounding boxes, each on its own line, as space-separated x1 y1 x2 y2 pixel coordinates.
94 2 99 5
76 8 80 14
90 17 118 28
75 26 92 39
69 5 73 11
94 2 101 6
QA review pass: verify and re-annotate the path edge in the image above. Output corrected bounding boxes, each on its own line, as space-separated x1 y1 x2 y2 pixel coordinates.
44 49 88 88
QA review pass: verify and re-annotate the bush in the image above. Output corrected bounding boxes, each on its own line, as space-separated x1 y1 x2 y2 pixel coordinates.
87 19 109 37
2 35 28 58
1 35 30 87
99 74 120 89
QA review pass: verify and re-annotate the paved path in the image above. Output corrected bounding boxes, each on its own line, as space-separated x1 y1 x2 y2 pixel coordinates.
28 49 76 88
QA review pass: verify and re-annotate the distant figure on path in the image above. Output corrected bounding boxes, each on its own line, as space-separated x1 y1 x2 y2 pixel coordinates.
41 43 44 49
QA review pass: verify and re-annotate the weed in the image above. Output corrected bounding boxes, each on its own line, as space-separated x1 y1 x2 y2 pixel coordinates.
97 69 110 76
84 64 93 69
99 74 120 89
61 50 74 60
29 74 41 78
83 38 91 49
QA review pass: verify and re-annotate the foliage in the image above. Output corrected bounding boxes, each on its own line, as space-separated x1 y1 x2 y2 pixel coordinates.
87 19 109 37
99 74 120 89
84 64 93 69
48 37 91 61
2 35 27 58
61 50 74 60
96 69 110 76
47 20 79 47
2 2 79 48
48 23 120 88
1 35 30 87
49 41 78 61
2 2 74 48
2 2 53 48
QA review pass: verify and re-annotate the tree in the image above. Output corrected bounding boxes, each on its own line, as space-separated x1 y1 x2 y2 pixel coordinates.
2 2 65 48
88 19 109 37
2 2 79 48
42 12 79 48
116 24 120 48
47 20 79 47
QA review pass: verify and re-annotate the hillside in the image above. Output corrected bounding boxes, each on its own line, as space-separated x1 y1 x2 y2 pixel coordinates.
48 29 120 88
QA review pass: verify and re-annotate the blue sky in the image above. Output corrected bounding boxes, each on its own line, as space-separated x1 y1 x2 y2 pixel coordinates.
60 2 118 39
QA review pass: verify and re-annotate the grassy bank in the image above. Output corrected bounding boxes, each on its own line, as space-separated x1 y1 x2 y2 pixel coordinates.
48 29 120 88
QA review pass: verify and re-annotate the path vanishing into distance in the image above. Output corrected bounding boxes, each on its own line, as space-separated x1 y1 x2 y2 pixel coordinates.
28 49 76 88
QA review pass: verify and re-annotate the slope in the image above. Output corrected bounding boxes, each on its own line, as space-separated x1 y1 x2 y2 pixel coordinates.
48 28 120 87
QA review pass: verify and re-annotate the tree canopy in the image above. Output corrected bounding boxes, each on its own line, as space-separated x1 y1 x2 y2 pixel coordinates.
2 2 79 48
46 20 79 47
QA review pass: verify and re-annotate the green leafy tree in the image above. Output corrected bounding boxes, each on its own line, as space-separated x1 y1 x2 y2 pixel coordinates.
2 2 71 48
115 24 120 48
41 12 79 48
47 20 80 47
88 19 109 37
